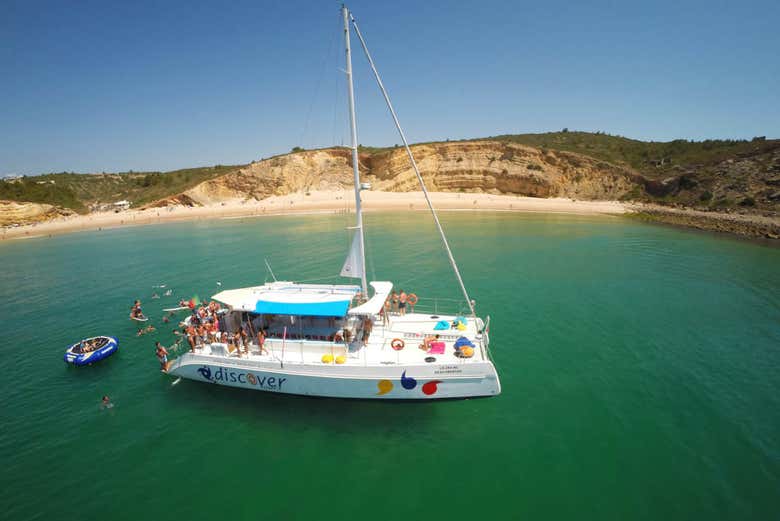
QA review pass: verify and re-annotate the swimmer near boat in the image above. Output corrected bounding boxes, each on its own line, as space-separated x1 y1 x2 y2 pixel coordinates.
64 336 118 366
129 299 148 321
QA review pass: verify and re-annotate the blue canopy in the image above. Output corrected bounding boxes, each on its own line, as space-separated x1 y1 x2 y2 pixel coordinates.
254 299 351 317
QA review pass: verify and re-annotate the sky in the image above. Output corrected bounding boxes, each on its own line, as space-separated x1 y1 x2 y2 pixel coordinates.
1 0 779 175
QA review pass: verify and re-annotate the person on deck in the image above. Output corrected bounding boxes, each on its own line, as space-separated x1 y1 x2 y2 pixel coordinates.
186 325 197 352
399 290 408 316
390 291 399 314
420 333 439 351
240 327 249 351
257 329 267 355
361 317 373 345
155 342 169 372
232 331 243 356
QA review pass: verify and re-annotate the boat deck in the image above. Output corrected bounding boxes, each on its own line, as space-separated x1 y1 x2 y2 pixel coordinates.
175 312 487 367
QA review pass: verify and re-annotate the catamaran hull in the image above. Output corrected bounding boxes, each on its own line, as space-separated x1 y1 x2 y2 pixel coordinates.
168 356 500 399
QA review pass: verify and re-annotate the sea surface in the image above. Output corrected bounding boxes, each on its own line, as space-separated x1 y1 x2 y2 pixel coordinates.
0 212 778 520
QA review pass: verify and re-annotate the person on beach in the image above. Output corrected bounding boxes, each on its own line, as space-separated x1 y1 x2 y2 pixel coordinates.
155 342 169 372
399 290 408 316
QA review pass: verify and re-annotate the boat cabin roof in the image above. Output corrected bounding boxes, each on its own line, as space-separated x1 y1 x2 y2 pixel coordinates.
212 281 365 317
347 281 392 316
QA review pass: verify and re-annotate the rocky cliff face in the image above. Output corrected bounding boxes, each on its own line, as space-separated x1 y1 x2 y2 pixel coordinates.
0 201 75 226
179 141 641 205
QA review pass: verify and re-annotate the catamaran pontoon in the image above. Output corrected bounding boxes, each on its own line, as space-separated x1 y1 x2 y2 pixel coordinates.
166 6 501 399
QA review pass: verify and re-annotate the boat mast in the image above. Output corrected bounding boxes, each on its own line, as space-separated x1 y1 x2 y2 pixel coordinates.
349 13 476 317
342 5 368 297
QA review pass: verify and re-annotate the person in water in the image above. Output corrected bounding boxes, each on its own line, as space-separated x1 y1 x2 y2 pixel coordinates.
101 395 113 409
131 300 144 319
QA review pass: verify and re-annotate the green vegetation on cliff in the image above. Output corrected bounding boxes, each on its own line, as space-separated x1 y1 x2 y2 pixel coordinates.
1 164 243 212
484 132 780 210
486 131 777 179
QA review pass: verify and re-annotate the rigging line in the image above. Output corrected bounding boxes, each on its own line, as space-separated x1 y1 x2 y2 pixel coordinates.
264 258 277 282
299 16 339 148
349 13 476 317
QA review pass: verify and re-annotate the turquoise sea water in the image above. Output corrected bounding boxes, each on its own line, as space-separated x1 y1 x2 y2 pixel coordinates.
0 212 778 520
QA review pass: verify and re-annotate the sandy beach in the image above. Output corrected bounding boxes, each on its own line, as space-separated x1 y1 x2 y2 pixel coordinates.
0 191 628 241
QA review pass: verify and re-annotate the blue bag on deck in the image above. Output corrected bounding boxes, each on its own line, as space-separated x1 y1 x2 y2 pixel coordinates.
454 336 475 349
434 320 450 330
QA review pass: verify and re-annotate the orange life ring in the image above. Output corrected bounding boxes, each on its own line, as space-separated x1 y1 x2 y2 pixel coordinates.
391 338 405 351
407 293 418 306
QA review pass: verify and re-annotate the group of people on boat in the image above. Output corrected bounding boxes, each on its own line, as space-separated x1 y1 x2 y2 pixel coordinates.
77 337 103 353
384 289 417 317
178 300 268 358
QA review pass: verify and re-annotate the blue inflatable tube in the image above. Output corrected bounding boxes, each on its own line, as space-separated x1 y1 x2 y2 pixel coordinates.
64 336 119 366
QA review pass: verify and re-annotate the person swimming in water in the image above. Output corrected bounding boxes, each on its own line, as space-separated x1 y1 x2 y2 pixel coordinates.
101 395 113 409
130 300 145 320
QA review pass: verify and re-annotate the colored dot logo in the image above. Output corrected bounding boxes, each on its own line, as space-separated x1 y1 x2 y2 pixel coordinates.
377 380 393 395
400 371 417 390
422 380 442 395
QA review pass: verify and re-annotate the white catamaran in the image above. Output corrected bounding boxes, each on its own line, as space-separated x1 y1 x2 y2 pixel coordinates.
166 6 501 399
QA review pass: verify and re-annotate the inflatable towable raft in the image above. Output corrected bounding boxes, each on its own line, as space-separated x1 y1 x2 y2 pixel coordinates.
64 336 119 366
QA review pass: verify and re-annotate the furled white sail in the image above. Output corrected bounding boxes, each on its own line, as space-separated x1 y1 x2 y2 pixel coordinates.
340 233 364 279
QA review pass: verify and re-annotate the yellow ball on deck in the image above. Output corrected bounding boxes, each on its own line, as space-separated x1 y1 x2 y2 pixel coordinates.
335 355 346 364
461 346 475 358
321 353 334 364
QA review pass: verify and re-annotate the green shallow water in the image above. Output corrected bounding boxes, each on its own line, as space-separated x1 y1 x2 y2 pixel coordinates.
0 212 778 520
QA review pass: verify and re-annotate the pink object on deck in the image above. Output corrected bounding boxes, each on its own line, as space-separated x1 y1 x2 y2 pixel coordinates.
428 341 445 354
